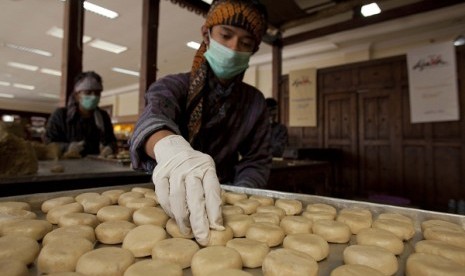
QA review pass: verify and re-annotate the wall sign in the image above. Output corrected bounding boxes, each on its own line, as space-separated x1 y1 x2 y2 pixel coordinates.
289 68 317 127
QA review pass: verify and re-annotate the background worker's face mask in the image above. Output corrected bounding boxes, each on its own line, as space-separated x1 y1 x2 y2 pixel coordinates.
80 95 100 111
204 35 252 80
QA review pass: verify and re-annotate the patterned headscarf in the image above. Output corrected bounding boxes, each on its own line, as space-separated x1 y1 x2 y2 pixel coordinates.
186 0 267 143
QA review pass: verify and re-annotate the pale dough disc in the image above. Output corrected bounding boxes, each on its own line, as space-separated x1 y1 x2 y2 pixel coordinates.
331 264 385 276
423 226 465 249
124 197 156 209
205 269 253 276
124 259 182 276
372 218 415 241
275 199 303 215
280 215 312 235
43 225 96 246
58 212 99 228
421 219 464 232
37 237 94 274
101 189 125 205
2 219 53 240
46 202 83 224
95 220 136 244
222 205 245 216
301 211 336 222
224 214 254 238
0 258 28 276
80 195 112 214
0 209 36 219
0 235 40 265
234 199 260 215
96 205 134 222
41 196 75 213
151 237 200 269
122 224 167 257
249 195 274 206
343 244 398 276
117 191 144 206
283 233 329 261
356 228 404 255
312 219 351 243
406 252 465 276
75 192 100 204
144 191 159 206
226 238 270 268
251 212 281 225
223 192 248 205
336 208 372 234
132 206 169 227
306 203 337 216
377 213 413 224
47 273 85 276
256 206 286 220
131 187 154 194
262 248 318 276
166 218 194 239
191 246 242 276
0 201 31 212
245 222 285 247
207 225 234 246
75 247 135 276
415 239 465 266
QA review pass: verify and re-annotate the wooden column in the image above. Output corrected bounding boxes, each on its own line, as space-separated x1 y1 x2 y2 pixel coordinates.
60 0 84 107
139 0 160 115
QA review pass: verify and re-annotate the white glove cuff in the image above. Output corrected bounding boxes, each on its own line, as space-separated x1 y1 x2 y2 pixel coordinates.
153 134 193 164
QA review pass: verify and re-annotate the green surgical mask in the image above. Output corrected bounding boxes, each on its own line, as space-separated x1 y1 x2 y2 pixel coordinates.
204 36 252 80
80 95 100 111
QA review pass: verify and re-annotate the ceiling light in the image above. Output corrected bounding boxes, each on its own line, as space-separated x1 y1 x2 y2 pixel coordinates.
0 81 11 86
2 114 16 122
4 43 52 57
40 68 62 76
13 83 35 90
361 3 381 17
39 93 60 99
7 62 39 71
84 1 119 19
46 26 92 43
187 41 200 50
201 0 213 4
454 35 465 46
88 39 127 54
0 94 14 99
112 67 139 77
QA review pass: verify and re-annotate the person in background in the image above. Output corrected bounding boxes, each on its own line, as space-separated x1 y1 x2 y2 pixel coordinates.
44 71 117 159
129 0 271 245
265 97 288 158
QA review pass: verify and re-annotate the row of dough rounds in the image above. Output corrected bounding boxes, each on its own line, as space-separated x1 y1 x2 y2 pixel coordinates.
0 187 464 275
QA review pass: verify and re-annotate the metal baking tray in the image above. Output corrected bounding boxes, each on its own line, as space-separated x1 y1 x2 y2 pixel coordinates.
1 183 464 276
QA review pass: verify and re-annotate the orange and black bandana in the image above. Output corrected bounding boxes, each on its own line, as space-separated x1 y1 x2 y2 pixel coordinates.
186 0 267 143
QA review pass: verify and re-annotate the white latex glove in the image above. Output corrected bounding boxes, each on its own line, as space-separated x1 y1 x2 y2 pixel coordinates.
99 145 113 158
67 140 85 154
152 135 224 246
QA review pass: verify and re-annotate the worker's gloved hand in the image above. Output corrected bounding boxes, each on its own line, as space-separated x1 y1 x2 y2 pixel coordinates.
63 140 85 159
152 135 224 246
99 144 113 158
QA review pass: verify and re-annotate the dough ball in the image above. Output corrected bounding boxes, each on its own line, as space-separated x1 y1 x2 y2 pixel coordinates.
96 205 134 222
80 195 112 214
0 209 36 219
151 237 200 269
124 259 182 276
306 203 337 216
37 237 94 274
423 226 465 249
0 235 40 265
421 219 464 232
275 199 302 215
312 219 351 243
245 222 285 247
166 218 194 239
46 273 85 276
226 238 270 268
2 219 53 240
124 197 156 209
207 225 234 246
377 213 413 224
41 196 75 213
101 189 125 204
0 258 28 276
95 220 136 244
75 247 134 276
234 199 260 215
262 248 318 276
251 212 281 225
222 205 245 216
0 201 30 212
132 206 169 227
249 195 274 206
406 252 465 276
331 264 385 276
283 233 329 261
75 192 100 204
117 191 144 206
343 244 398 276
336 208 372 234
58 212 99 228
43 225 96 246
256 206 286 220
224 192 248 205
144 191 159 205
191 246 242 276
415 239 465 265
372 217 415 241
280 215 312 235
301 211 336 222
131 187 154 194
206 269 253 276
47 202 83 224
122 224 167 257
356 228 404 255
224 214 254 238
